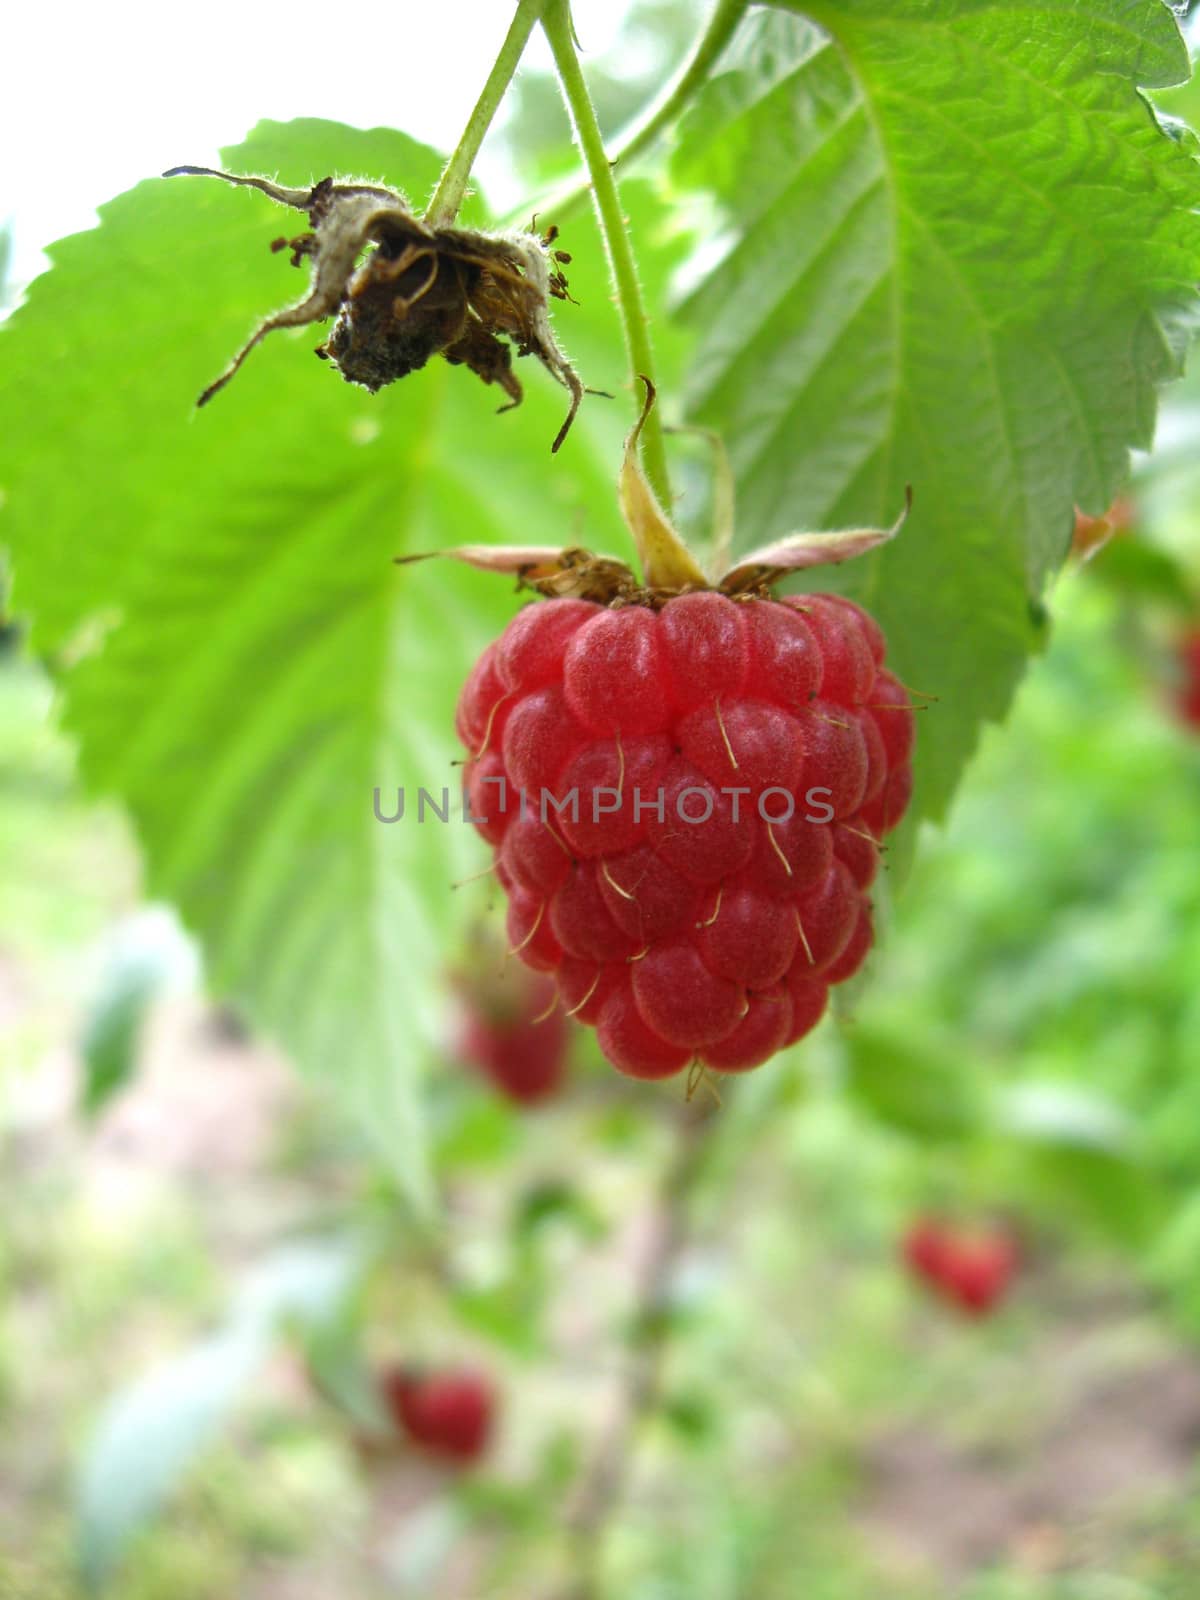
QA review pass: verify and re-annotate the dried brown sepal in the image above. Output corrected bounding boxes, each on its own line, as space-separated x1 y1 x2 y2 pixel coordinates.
396 487 912 608
163 165 585 450
718 487 913 596
396 544 645 604
397 396 910 607
1070 496 1134 563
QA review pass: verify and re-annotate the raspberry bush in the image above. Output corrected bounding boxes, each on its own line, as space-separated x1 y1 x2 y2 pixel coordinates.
457 587 913 1079
4 0 1200 1586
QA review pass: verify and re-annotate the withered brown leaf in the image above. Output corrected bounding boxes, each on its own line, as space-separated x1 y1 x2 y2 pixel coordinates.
163 166 585 450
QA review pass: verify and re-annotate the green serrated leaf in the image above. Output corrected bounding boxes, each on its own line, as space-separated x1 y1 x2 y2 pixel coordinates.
674 2 1200 827
0 120 687 1200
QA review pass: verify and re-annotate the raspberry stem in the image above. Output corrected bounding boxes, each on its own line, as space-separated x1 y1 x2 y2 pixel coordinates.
542 0 674 511
562 1100 716 1594
425 0 547 227
532 0 750 227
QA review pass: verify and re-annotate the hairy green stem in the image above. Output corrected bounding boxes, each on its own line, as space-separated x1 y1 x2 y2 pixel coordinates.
542 0 673 513
543 0 748 226
425 0 546 226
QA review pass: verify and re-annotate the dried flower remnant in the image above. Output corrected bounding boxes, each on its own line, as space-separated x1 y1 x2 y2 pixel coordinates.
163 166 586 450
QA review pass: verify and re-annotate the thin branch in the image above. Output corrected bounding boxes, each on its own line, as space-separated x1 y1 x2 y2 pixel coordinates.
542 0 674 512
531 0 749 227
426 0 547 226
560 1099 717 1599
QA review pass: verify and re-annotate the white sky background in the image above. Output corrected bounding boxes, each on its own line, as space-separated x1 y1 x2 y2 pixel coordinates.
0 0 637 294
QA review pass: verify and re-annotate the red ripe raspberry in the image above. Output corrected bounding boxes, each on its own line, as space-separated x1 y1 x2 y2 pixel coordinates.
457 590 914 1080
456 964 569 1105
948 1240 1017 1316
1173 627 1200 730
902 1217 952 1280
381 1367 495 1464
902 1219 1018 1318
